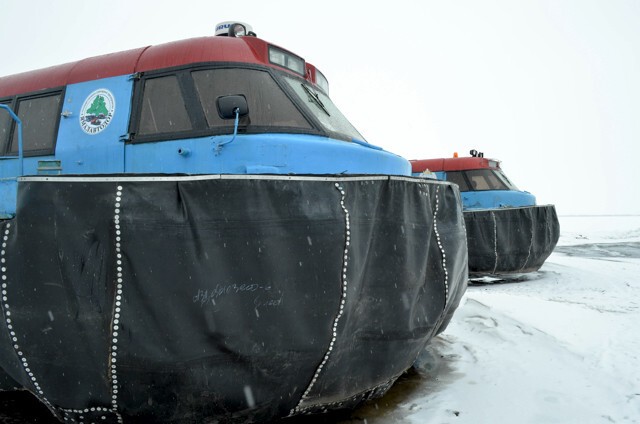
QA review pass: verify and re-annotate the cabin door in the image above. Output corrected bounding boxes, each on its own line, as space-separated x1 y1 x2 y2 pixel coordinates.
55 76 133 175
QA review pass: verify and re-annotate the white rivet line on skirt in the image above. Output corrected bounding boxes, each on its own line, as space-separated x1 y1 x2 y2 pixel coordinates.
290 182 351 416
58 186 125 423
432 187 449 303
491 211 498 274
60 405 114 423
0 222 58 418
519 218 535 272
107 185 125 424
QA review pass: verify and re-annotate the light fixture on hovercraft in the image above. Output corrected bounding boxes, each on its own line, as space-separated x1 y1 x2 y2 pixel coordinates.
214 21 256 37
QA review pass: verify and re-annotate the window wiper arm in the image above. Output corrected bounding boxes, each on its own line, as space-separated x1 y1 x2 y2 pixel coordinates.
302 84 330 116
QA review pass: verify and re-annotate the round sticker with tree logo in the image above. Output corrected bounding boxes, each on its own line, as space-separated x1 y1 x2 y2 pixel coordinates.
79 89 116 135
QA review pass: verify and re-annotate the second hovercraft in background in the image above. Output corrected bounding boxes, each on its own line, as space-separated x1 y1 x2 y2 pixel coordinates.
412 150 560 278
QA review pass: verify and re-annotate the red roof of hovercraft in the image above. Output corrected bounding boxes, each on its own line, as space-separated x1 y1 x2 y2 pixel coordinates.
0 35 314 97
410 156 501 173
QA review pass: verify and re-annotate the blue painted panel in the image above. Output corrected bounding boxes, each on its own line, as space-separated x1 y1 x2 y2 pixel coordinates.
56 76 133 174
125 133 411 175
0 158 21 179
461 190 536 210
0 178 17 217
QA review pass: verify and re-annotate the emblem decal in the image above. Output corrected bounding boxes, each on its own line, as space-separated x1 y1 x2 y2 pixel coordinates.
80 89 116 135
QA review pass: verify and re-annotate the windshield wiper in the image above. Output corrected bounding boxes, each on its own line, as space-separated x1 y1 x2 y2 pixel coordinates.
302 84 330 116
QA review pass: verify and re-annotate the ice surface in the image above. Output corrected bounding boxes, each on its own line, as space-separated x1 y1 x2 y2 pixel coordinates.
340 215 640 424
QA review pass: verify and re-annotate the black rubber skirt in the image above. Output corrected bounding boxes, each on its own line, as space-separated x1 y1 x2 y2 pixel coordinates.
0 174 467 423
464 205 560 276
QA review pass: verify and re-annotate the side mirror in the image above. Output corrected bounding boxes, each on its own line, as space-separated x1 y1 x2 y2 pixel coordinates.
217 95 249 119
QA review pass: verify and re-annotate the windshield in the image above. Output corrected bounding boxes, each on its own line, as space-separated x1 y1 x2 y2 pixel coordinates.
283 76 365 142
447 169 519 191
494 170 519 190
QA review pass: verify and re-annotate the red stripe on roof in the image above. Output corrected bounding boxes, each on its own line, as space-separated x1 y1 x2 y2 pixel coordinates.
410 157 498 172
0 36 274 97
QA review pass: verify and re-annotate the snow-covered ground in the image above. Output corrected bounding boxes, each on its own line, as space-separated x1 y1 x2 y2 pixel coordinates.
340 215 640 424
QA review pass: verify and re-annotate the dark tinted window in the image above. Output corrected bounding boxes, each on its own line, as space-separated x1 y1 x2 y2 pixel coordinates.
192 68 311 129
9 93 62 155
446 171 470 191
138 76 192 136
0 102 13 154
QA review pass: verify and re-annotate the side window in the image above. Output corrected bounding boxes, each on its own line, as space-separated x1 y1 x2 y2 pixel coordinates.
446 171 470 191
465 169 509 191
137 76 192 136
9 92 62 156
494 170 518 190
0 101 13 155
192 68 311 129
283 76 365 142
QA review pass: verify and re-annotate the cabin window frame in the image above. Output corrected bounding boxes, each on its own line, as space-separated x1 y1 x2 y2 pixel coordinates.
445 171 471 191
0 88 64 157
281 75 366 142
0 98 16 156
128 63 326 145
448 169 516 192
134 73 196 138
191 67 314 131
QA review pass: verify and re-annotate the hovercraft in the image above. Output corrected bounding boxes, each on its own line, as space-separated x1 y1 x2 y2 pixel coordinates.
411 150 559 277
0 22 467 423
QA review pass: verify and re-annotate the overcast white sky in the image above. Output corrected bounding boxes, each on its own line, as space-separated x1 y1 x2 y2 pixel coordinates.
1 0 639 215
